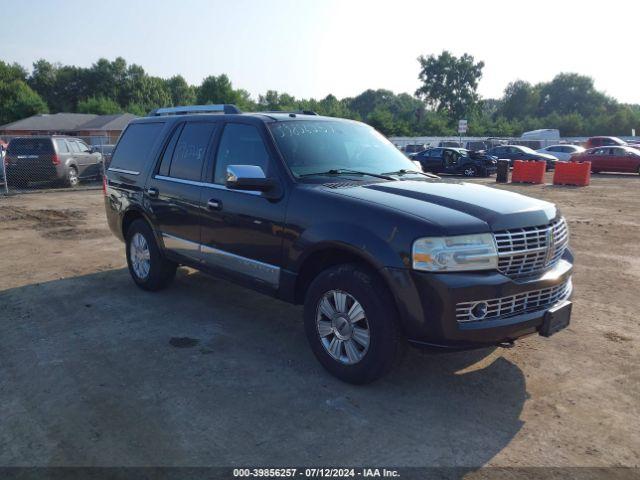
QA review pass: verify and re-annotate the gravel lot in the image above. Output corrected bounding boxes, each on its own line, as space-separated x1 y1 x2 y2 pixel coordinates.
0 174 638 471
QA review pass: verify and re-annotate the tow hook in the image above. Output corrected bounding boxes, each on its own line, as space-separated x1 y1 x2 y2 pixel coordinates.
498 340 515 349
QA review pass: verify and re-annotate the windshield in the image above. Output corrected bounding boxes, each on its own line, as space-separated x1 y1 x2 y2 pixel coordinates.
268 120 416 177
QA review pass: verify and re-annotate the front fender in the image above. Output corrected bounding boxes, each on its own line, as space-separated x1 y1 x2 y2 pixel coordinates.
288 221 407 272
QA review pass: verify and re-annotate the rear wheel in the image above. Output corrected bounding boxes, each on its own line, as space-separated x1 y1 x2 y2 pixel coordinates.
304 264 405 384
126 219 177 291
65 167 79 188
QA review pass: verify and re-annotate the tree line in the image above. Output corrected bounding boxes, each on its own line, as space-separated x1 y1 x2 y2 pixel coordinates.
1 52 638 137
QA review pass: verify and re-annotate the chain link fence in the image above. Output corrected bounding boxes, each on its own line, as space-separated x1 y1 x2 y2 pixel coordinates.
0 135 112 196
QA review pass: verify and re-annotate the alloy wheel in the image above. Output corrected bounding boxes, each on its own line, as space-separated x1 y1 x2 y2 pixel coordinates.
464 166 478 176
316 290 370 365
68 169 79 186
130 232 151 279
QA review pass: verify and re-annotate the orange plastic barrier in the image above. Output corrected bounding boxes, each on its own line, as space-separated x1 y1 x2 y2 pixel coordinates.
553 161 591 186
511 160 546 184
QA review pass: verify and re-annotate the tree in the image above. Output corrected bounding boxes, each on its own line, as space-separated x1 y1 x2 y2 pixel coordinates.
119 64 171 113
0 79 48 125
415 51 484 121
197 74 240 105
28 59 58 107
165 75 196 106
77 96 122 115
538 73 611 117
498 80 540 120
0 61 28 83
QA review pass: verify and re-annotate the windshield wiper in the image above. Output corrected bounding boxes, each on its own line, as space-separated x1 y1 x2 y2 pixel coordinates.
382 169 439 179
299 169 395 180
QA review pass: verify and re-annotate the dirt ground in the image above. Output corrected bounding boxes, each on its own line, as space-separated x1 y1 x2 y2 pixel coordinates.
0 174 638 472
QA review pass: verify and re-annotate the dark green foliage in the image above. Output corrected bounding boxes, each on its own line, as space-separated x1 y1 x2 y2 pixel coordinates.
0 54 637 137
0 61 48 125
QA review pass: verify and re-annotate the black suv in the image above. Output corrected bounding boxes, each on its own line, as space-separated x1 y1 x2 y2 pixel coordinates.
411 147 497 177
5 136 103 187
104 105 573 384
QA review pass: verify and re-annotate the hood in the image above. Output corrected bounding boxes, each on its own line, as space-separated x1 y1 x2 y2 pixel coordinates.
326 179 557 234
537 153 557 161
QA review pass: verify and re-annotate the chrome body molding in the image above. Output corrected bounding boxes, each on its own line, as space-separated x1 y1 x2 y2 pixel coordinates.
154 175 261 195
161 233 200 260
160 232 280 287
200 244 280 287
108 167 140 175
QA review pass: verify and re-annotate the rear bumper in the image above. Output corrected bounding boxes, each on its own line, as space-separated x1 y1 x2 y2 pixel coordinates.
381 250 574 349
5 164 65 182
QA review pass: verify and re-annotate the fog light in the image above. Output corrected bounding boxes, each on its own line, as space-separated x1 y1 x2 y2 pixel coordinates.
470 302 489 320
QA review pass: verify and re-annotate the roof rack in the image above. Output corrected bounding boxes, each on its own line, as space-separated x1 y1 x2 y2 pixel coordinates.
149 104 242 116
259 110 318 116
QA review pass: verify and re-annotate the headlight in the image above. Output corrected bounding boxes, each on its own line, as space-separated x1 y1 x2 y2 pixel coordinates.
412 233 498 272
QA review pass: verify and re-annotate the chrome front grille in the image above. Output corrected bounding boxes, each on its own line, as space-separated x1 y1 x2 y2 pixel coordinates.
493 217 569 278
456 278 572 323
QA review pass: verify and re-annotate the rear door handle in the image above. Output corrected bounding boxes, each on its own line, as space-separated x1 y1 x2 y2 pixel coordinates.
207 199 222 210
147 187 159 198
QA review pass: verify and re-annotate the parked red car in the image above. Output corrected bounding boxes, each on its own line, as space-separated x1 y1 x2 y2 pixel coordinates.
572 146 640 174
583 136 627 149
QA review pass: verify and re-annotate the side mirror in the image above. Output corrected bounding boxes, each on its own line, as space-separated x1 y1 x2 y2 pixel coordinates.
225 165 277 193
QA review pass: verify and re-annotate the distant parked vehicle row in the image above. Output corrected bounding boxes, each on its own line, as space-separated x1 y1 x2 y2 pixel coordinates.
537 144 585 161
572 146 640 175
485 145 558 170
4 136 103 188
411 147 497 177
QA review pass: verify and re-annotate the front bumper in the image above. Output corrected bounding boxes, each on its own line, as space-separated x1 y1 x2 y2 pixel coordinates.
381 251 574 349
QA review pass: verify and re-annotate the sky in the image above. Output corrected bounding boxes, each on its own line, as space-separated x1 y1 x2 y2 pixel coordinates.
1 0 638 103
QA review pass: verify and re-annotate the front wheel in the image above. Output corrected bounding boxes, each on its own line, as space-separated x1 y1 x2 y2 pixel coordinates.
126 219 177 291
463 165 479 177
304 264 405 384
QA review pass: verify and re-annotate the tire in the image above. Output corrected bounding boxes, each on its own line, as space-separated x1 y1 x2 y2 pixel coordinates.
463 165 479 177
125 219 177 291
303 264 405 384
65 167 79 188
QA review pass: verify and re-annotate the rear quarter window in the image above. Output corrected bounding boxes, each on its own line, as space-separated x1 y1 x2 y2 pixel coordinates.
110 122 165 173
55 139 69 153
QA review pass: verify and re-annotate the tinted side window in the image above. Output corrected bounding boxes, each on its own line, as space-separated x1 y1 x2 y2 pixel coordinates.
55 139 69 153
110 122 165 173
214 124 270 184
169 122 217 181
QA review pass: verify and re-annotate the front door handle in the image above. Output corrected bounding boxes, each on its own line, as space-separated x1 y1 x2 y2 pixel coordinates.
147 187 159 198
207 199 222 210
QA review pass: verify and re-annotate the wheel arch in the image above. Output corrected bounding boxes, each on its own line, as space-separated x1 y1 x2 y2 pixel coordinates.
293 242 395 305
121 207 157 242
